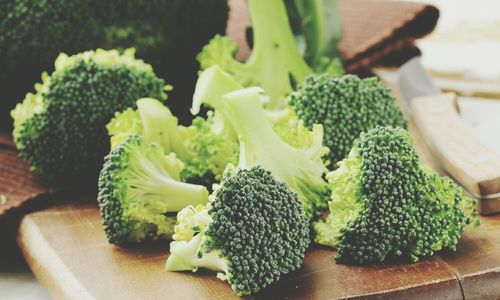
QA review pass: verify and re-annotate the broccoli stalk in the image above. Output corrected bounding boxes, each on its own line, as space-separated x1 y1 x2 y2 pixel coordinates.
135 98 190 160
313 126 478 264
192 66 330 218
197 0 312 109
98 135 208 245
166 166 310 296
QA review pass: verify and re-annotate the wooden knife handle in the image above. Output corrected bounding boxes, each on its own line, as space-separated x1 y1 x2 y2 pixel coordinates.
411 93 500 202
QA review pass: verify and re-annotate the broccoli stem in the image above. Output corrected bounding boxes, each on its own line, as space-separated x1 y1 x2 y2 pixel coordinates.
223 89 292 169
127 152 208 210
166 233 228 273
245 0 311 108
137 98 190 160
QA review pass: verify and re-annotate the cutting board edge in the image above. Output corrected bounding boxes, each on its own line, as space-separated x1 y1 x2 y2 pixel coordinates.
18 215 93 300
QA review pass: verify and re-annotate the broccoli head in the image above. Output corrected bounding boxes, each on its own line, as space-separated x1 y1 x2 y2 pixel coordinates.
197 0 314 109
98 135 208 245
192 66 330 219
289 74 408 168
166 166 310 296
107 98 239 187
10 49 167 184
313 126 478 264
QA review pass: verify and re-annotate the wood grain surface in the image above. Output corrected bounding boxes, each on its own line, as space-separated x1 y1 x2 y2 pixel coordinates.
17 203 500 299
20 202 484 300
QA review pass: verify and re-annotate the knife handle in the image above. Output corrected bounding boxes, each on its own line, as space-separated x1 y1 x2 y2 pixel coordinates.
411 93 500 212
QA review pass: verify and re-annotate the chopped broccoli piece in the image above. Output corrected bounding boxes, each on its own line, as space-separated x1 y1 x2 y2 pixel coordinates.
98 135 208 245
197 0 314 109
166 166 310 296
313 126 478 264
192 66 330 219
181 115 239 186
107 98 239 187
289 74 408 169
107 108 143 150
272 108 323 150
11 49 167 183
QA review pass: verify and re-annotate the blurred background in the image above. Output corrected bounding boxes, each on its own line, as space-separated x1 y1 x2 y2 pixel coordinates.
1 0 499 298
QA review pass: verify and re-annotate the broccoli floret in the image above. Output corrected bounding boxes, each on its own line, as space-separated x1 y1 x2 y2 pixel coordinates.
98 135 208 245
0 0 228 123
107 98 239 187
192 66 330 219
289 74 408 169
313 126 478 264
181 115 239 186
166 166 310 296
197 0 315 109
10 49 167 184
272 108 323 150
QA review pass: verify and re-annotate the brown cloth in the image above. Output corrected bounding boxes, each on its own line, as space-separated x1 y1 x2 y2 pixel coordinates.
0 137 57 218
339 0 439 74
227 0 439 74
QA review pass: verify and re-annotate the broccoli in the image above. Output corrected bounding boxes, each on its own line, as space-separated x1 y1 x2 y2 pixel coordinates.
289 74 408 169
285 0 344 74
11 49 167 183
98 134 208 245
166 166 310 296
313 126 478 264
107 98 239 187
192 66 330 218
0 0 228 123
197 0 315 109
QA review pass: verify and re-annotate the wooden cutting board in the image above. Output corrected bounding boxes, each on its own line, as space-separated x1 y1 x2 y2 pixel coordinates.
17 202 500 300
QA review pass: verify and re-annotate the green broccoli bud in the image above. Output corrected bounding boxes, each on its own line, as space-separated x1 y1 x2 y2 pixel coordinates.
107 98 239 187
272 108 325 150
289 74 408 169
192 66 330 219
107 108 143 150
180 115 239 186
166 166 310 296
11 49 167 183
197 0 314 109
98 135 208 245
313 126 478 264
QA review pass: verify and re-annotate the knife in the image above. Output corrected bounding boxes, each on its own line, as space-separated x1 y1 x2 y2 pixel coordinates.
398 56 500 214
